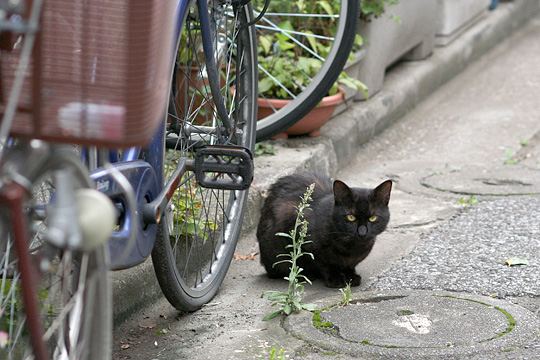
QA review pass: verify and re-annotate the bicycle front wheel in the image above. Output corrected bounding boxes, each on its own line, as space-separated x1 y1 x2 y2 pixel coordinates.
151 1 257 312
0 150 111 360
254 0 359 140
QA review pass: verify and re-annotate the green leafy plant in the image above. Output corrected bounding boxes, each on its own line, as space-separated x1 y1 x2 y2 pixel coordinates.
312 310 334 329
360 0 399 22
457 195 478 207
254 142 276 157
503 148 520 165
339 282 353 306
268 346 286 360
164 151 216 240
258 36 367 99
262 184 317 320
257 1 368 100
1 278 52 352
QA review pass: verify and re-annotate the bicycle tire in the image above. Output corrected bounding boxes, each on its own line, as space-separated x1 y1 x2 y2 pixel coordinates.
0 149 111 360
254 0 359 141
151 1 257 312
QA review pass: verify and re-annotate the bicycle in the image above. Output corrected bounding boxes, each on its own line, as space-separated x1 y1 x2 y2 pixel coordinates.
253 0 359 140
0 0 257 358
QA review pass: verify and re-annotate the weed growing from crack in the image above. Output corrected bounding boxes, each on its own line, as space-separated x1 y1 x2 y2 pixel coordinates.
267 346 285 360
339 283 352 306
254 142 276 157
262 184 317 320
457 195 478 207
312 310 335 330
503 148 519 165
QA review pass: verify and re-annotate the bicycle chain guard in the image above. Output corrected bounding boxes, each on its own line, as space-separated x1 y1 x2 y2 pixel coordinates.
194 145 253 191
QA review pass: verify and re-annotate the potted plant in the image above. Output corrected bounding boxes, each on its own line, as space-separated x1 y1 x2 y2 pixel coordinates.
354 0 438 100
436 0 492 46
258 42 366 138
257 2 367 138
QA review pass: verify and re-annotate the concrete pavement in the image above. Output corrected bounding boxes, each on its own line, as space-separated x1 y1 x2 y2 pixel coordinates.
112 1 540 359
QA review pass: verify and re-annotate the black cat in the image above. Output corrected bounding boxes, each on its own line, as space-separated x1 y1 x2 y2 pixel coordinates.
257 173 392 288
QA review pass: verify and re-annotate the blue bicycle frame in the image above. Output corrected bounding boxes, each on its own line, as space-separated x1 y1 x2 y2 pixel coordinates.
88 0 228 270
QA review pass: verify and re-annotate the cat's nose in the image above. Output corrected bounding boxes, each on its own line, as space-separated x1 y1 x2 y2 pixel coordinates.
357 225 368 236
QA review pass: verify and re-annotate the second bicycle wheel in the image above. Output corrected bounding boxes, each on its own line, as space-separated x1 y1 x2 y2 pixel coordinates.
151 1 257 312
0 148 111 360
254 0 359 140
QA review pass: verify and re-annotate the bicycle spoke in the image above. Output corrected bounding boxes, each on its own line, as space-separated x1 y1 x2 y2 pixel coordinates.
153 0 255 311
254 0 358 140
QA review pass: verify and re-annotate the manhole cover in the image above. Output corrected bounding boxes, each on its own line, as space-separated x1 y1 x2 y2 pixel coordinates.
284 291 539 358
420 166 540 196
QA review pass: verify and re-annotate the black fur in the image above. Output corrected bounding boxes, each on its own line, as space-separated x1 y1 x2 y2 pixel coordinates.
257 173 392 288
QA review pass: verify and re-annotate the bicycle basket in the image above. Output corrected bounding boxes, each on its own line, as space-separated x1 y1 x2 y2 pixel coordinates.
0 0 177 147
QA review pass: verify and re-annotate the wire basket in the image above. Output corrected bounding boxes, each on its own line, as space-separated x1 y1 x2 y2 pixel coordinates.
0 0 177 147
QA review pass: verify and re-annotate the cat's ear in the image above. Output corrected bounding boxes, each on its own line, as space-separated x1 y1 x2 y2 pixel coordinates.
372 180 392 206
333 180 353 205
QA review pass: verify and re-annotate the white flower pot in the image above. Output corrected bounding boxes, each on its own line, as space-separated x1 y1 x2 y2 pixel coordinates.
436 0 492 46
355 0 437 100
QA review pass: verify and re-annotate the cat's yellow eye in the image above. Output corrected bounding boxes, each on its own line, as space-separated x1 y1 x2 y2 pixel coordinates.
369 215 378 222
346 214 356 222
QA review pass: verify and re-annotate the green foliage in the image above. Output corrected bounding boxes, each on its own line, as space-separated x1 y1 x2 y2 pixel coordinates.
177 28 203 65
262 184 317 321
258 45 367 99
457 195 478 207
339 283 352 306
503 140 529 165
164 151 216 240
257 0 367 99
360 0 399 22
268 346 286 360
1 279 20 334
503 148 519 165
351 34 364 53
254 142 276 157
312 310 334 329
0 278 52 351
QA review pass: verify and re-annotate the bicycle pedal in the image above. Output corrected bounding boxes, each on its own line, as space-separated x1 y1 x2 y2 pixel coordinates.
194 145 253 190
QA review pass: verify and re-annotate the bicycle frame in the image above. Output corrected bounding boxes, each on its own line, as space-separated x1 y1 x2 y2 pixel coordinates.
89 0 236 270
0 0 252 357
0 141 104 360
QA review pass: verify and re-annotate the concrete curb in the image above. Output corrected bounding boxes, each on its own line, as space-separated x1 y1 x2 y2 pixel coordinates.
112 0 540 324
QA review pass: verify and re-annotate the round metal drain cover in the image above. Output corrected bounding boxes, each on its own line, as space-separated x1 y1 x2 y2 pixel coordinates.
284 291 539 358
420 165 540 196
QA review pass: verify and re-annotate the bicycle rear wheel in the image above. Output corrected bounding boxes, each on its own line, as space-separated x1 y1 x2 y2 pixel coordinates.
254 0 359 140
0 150 111 360
151 1 257 312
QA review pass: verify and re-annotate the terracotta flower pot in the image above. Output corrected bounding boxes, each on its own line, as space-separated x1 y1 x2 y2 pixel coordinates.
257 88 345 138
